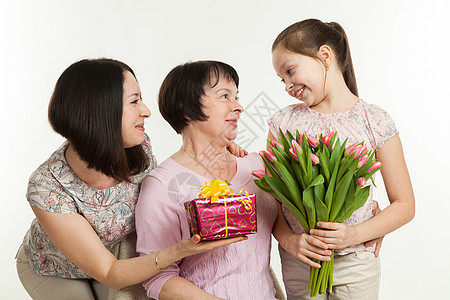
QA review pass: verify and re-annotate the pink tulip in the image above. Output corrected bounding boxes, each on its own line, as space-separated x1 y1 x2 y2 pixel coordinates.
357 177 366 187
263 150 276 162
368 161 382 172
321 131 335 147
310 153 320 165
251 170 265 178
306 134 319 148
289 148 299 162
271 140 284 150
357 154 369 168
322 135 330 147
355 146 368 159
291 139 303 155
298 133 304 143
344 142 359 156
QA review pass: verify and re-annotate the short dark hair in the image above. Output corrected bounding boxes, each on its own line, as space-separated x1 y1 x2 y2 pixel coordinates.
48 58 149 182
158 60 239 134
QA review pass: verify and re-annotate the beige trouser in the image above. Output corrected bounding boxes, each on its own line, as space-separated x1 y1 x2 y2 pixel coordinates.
280 246 380 300
16 245 109 300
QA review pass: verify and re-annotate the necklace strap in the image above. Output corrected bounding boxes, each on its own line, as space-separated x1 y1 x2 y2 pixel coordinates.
182 148 232 186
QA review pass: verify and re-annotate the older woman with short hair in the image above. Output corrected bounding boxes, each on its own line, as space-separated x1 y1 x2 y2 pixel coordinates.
136 61 279 299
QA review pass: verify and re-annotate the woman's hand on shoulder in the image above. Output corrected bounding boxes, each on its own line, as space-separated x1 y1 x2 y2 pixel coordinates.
227 141 248 157
280 232 331 268
175 234 247 258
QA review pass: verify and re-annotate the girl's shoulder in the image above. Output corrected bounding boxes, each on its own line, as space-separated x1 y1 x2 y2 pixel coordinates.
357 99 399 150
358 99 394 119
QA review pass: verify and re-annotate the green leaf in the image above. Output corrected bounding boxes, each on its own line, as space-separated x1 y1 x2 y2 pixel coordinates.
272 147 294 174
260 155 282 182
253 178 278 198
291 160 307 190
286 130 295 145
278 128 291 157
324 162 339 212
318 147 331 183
303 187 316 230
314 184 328 222
273 161 305 217
329 169 354 222
334 185 370 223
265 176 309 232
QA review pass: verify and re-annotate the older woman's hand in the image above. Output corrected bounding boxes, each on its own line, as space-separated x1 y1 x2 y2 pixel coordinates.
177 234 248 258
364 200 384 257
227 142 248 157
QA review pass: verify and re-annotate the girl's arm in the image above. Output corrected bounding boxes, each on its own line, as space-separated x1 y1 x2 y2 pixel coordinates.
311 135 415 249
31 205 245 290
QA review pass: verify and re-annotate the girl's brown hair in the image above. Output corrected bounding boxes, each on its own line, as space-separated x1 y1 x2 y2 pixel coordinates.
272 19 358 97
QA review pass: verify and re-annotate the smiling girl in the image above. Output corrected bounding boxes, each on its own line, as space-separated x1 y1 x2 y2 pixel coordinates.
269 19 415 299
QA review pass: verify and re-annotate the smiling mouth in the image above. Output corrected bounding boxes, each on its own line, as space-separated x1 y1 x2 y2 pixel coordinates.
226 119 238 125
294 85 306 99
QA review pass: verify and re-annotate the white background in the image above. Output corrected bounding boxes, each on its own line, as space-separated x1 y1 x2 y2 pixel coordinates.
1 0 449 299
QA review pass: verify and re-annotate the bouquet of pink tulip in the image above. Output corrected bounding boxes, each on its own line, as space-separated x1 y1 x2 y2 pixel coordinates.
251 129 382 297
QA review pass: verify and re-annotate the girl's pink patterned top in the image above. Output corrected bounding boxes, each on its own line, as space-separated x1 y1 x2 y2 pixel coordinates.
268 99 398 255
21 134 157 278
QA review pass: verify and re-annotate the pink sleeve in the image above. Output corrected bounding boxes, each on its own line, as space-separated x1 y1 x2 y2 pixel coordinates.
365 104 399 151
135 175 182 299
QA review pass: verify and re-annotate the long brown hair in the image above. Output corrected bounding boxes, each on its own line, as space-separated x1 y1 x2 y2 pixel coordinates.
48 58 149 182
272 19 358 97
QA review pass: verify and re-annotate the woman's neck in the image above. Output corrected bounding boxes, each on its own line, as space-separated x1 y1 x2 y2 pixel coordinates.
65 144 119 190
171 134 236 184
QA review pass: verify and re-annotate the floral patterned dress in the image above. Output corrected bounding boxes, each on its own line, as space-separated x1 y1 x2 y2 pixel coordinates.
21 134 157 278
268 99 398 255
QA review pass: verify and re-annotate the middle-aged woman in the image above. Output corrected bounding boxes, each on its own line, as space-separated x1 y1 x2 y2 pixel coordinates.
15 58 247 300
135 60 280 299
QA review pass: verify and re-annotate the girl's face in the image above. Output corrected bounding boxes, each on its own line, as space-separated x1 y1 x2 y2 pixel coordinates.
190 76 243 146
272 46 326 107
121 71 151 148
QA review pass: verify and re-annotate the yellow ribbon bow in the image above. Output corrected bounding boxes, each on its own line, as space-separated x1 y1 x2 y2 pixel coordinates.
237 188 253 210
198 179 233 202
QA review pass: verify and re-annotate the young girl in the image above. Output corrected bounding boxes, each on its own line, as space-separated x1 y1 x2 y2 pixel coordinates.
269 19 415 299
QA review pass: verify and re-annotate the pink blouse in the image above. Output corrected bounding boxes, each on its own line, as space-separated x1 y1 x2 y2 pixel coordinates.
136 153 278 299
268 99 398 255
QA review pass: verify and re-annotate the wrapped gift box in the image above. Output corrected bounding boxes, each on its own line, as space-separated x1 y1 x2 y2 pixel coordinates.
185 194 257 241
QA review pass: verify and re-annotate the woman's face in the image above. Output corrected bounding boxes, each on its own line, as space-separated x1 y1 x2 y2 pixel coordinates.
192 76 243 145
121 71 151 148
272 46 326 107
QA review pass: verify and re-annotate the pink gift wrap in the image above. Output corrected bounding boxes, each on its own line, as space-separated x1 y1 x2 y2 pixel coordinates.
184 194 257 241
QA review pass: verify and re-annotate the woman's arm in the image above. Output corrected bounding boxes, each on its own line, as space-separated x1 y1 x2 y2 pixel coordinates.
159 276 222 300
310 135 415 249
32 205 245 290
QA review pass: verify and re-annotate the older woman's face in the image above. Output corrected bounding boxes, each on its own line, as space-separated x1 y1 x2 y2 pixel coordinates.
195 76 243 145
121 71 151 148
